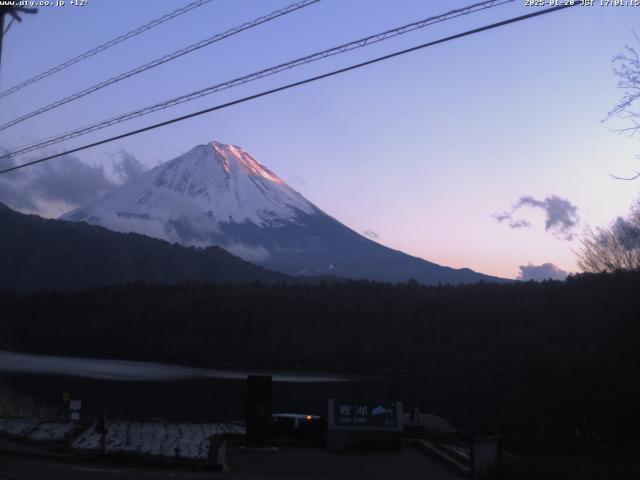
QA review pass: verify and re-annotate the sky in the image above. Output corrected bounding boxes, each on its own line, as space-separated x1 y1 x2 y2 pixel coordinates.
0 0 639 280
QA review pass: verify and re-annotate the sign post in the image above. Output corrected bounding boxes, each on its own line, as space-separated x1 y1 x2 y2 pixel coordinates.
69 399 81 421
95 414 108 458
245 375 272 447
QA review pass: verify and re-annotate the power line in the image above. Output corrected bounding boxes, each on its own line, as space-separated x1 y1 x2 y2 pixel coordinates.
0 0 214 99
0 4 576 176
1 0 513 159
0 0 320 132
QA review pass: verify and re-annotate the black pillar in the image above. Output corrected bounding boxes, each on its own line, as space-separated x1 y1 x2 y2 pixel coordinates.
245 375 272 446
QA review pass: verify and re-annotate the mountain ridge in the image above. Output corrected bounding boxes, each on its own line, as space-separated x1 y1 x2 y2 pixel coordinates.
62 141 509 285
0 202 289 291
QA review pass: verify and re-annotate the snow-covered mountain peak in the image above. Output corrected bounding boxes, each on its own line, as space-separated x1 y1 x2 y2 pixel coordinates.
210 141 285 186
62 141 318 249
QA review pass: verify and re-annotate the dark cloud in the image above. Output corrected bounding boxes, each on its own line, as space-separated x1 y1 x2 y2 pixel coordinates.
588 200 640 253
492 212 531 229
493 212 510 223
610 216 640 250
111 150 145 184
363 229 380 240
508 219 532 228
516 195 579 240
518 263 568 282
493 195 579 240
0 151 146 218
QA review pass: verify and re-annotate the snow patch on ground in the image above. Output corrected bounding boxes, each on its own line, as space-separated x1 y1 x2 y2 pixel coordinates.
0 418 40 437
72 421 245 460
28 421 77 442
0 418 76 441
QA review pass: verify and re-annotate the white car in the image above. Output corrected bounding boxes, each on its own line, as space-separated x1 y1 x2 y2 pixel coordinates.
271 413 322 434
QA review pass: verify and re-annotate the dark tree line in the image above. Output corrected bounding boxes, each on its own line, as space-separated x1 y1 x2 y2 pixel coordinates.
0 270 639 442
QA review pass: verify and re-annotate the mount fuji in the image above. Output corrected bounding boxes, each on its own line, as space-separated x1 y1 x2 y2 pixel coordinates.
62 141 505 284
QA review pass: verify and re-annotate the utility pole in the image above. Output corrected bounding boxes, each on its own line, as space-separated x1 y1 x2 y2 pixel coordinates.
0 6 38 74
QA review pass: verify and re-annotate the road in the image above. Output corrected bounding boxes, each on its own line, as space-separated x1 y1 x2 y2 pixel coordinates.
1 448 465 479
228 446 466 479
1 456 214 480
0 448 463 480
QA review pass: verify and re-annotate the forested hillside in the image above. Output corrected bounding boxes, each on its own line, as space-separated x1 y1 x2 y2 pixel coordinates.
0 203 288 290
1 270 638 439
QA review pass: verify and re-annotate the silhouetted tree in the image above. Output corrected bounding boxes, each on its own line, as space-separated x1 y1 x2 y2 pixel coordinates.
577 200 640 272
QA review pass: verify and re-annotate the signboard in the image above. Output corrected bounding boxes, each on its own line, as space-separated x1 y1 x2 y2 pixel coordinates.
328 399 402 431
327 399 403 452
69 399 82 410
70 412 80 421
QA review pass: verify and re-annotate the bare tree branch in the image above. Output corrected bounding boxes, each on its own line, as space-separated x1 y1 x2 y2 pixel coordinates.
609 171 640 181
605 36 640 180
576 200 640 272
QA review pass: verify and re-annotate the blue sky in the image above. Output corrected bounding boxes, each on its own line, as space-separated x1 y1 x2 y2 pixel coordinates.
0 0 639 279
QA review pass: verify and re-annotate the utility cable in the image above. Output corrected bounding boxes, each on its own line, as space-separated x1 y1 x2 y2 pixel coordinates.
0 0 320 130
0 0 215 99
0 4 577 176
1 0 512 158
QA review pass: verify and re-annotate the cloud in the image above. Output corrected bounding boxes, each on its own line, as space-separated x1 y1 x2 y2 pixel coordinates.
492 212 531 229
588 199 640 253
0 151 146 218
518 263 569 281
363 229 380 240
289 174 309 189
610 216 640 250
508 219 531 228
224 243 271 263
516 195 579 240
493 195 579 240
111 149 145 184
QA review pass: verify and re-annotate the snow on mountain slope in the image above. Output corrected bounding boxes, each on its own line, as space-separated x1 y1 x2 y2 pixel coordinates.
63 141 507 284
63 141 317 261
